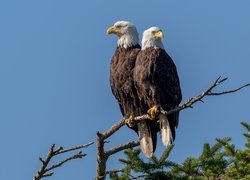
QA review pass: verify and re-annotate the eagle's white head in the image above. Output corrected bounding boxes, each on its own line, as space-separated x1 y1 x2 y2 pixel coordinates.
142 27 164 50
106 21 139 49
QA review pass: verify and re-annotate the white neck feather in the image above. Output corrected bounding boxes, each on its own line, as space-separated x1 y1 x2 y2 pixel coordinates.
142 38 164 50
118 34 139 49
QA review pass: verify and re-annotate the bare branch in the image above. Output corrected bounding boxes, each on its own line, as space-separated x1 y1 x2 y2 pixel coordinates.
102 119 126 139
95 77 249 180
42 173 54 178
45 151 86 172
34 144 55 180
134 77 250 121
39 157 45 164
54 146 63 154
96 121 133 179
207 83 250 96
55 142 94 155
96 132 107 180
106 140 140 157
34 142 94 180
96 132 139 179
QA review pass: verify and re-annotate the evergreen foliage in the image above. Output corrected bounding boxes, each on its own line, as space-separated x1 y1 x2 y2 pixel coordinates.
108 121 250 179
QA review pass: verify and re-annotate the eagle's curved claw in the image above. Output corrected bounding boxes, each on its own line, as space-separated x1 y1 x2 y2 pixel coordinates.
125 115 135 127
147 105 159 120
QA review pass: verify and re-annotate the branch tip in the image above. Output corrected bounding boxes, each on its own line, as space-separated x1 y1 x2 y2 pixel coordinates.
34 142 92 180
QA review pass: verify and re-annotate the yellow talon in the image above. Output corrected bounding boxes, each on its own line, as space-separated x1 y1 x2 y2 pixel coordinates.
125 115 135 127
147 105 159 120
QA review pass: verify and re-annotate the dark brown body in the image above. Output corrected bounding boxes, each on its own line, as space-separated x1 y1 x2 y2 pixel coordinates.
134 47 182 141
110 45 158 157
110 45 142 120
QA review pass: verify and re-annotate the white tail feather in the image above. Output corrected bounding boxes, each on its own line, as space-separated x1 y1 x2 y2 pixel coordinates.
159 114 173 146
137 121 154 158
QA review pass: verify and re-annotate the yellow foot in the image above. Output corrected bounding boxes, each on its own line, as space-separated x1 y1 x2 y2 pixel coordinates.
125 115 135 127
147 105 159 120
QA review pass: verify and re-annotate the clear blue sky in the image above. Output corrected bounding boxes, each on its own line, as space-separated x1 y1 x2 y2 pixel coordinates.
0 0 250 179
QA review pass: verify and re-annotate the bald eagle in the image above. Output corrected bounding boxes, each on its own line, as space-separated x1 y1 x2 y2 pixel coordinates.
134 27 182 146
107 21 158 157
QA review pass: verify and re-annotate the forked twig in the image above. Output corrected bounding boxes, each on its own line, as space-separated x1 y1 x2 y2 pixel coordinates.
34 142 94 180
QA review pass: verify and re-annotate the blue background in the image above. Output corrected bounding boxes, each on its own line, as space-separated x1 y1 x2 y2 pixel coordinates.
0 0 249 179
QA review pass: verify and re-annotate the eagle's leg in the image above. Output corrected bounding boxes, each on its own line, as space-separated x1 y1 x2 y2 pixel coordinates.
125 115 135 127
147 105 159 120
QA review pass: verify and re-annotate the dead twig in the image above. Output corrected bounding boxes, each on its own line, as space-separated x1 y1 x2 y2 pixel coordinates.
34 142 94 180
106 141 140 157
207 83 250 96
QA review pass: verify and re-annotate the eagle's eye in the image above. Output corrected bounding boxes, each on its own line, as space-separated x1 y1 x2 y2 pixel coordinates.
116 25 122 29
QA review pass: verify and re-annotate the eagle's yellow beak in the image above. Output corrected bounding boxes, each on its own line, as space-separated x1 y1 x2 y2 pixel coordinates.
106 26 122 36
154 31 164 39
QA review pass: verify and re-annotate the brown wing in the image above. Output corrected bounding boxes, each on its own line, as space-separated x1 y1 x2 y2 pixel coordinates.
152 50 181 112
110 45 141 119
109 45 158 157
134 47 182 141
152 48 182 140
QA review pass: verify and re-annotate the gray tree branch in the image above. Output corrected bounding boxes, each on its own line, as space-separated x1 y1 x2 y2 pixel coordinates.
34 142 94 180
95 76 249 180
106 141 140 157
